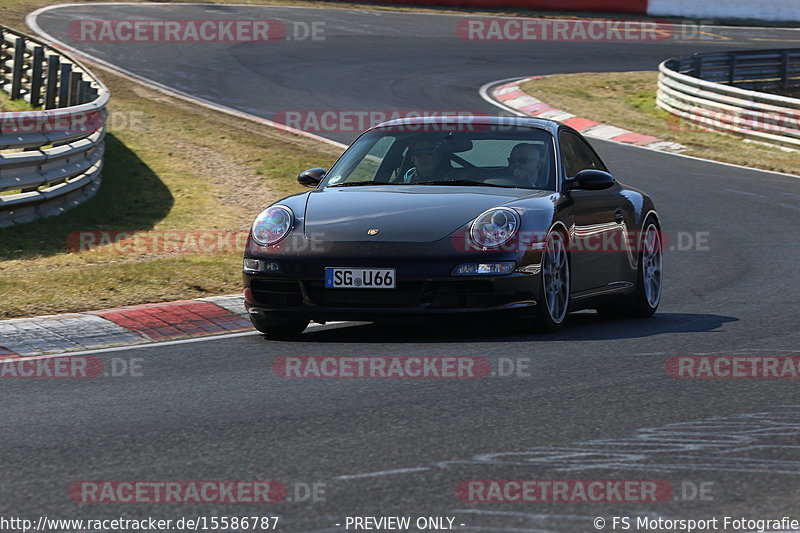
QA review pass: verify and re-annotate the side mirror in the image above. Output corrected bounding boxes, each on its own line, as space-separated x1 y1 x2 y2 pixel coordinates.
570 169 615 190
298 168 326 188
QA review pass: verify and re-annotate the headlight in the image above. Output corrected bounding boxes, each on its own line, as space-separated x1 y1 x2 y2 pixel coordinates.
251 205 293 245
469 207 520 248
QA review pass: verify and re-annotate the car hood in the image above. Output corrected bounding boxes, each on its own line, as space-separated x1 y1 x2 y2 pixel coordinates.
303 185 552 243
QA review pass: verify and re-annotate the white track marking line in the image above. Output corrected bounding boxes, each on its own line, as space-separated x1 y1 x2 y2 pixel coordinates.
4 331 260 360
479 78 530 117
333 467 431 480
725 188 770 198
1 322 349 360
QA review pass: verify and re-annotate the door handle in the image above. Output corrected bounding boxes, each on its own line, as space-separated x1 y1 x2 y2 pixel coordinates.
614 209 624 223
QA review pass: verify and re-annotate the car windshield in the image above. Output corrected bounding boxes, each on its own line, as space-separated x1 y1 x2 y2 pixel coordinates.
322 126 557 191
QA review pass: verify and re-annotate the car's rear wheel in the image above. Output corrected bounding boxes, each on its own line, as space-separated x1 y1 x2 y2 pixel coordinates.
535 230 570 332
250 313 310 339
597 217 662 318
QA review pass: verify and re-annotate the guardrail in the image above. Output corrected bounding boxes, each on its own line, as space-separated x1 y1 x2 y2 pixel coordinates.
0 25 108 228
657 49 800 151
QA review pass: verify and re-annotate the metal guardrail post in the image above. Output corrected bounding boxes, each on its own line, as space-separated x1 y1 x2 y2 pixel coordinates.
58 62 72 107
781 51 789 90
79 79 91 105
44 54 59 109
30 45 44 107
11 37 25 99
693 55 702 78
69 70 82 106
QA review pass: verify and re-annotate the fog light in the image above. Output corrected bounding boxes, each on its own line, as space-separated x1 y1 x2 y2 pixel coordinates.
243 258 282 273
263 260 281 272
452 262 516 276
243 258 260 272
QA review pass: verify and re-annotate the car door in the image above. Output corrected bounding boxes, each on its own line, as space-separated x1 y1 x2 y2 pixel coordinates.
558 129 622 293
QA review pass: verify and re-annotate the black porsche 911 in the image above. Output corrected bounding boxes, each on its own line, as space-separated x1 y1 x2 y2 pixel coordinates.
243 116 662 337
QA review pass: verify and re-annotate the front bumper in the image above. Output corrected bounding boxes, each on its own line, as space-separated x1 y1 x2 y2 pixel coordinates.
244 271 539 322
243 235 543 321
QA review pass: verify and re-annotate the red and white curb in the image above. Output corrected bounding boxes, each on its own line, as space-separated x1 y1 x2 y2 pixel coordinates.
491 77 687 153
0 295 253 358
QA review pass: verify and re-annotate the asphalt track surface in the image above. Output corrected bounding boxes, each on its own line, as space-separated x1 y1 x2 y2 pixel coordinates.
3 4 800 532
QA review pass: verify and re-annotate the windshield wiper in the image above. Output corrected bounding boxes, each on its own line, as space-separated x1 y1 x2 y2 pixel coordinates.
416 179 515 188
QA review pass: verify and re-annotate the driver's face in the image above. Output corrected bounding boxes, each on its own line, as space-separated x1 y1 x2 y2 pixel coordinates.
509 146 542 179
411 143 443 177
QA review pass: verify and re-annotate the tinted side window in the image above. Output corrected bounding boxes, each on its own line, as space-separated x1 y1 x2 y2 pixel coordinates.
559 131 607 177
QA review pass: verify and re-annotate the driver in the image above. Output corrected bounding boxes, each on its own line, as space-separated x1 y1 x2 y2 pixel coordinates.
403 139 451 183
508 143 545 188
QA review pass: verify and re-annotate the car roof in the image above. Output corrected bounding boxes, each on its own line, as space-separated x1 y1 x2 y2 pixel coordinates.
371 115 560 135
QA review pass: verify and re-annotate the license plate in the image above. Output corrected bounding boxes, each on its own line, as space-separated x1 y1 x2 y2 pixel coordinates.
325 268 396 289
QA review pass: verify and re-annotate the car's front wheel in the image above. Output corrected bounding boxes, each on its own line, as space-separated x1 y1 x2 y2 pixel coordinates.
632 219 663 317
535 229 571 332
250 312 310 339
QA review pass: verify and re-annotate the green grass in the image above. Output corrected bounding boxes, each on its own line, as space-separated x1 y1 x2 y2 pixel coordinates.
0 90 38 112
0 134 174 258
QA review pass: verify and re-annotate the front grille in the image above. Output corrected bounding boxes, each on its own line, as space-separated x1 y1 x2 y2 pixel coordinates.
304 280 424 308
303 279 496 309
250 279 303 307
422 281 494 308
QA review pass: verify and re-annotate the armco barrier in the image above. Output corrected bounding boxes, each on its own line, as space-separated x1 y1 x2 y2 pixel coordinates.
657 49 800 151
0 26 108 227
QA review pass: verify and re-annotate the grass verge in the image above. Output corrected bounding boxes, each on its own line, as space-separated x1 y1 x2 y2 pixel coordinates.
519 72 799 176
0 8 343 319
0 91 36 112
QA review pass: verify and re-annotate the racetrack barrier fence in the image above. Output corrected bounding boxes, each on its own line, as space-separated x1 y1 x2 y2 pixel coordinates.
657 48 800 151
0 25 108 227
